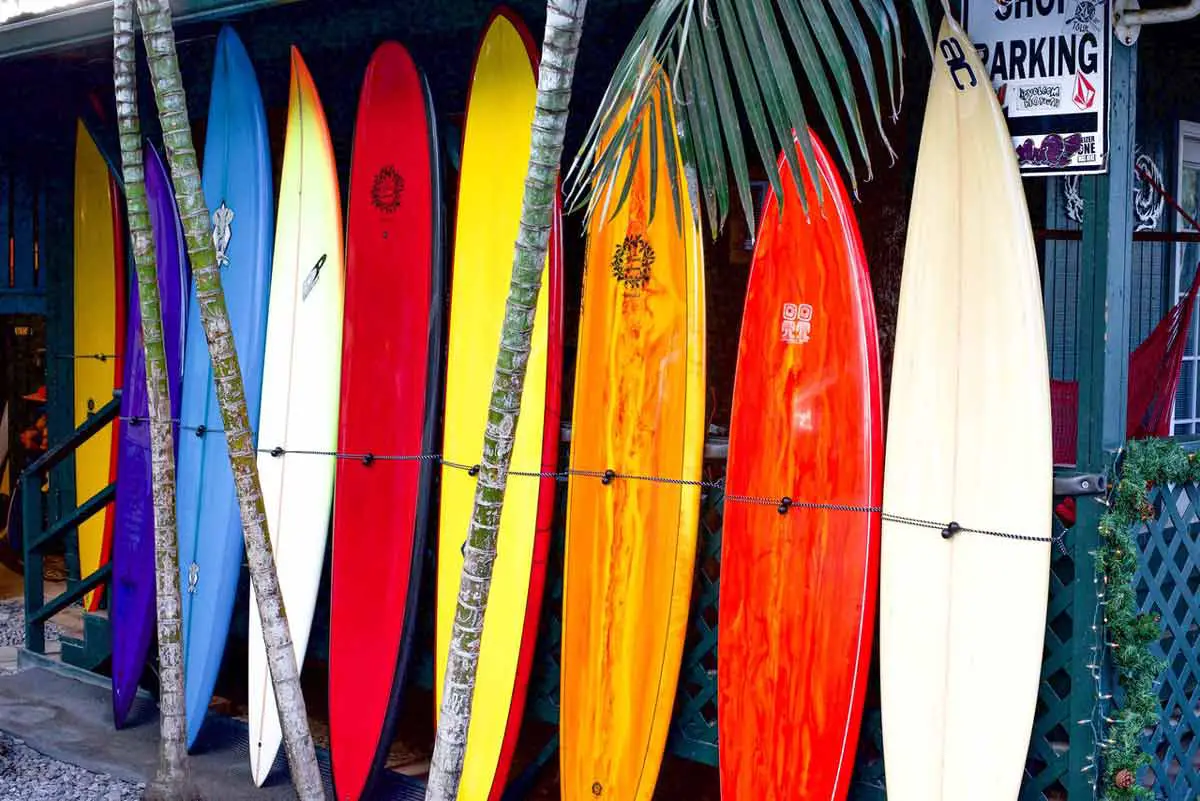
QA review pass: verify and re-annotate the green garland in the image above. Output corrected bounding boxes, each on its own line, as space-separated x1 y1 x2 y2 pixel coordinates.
1096 438 1180 798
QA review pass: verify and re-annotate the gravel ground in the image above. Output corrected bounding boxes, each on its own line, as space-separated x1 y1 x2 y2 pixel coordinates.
0 599 58 649
0 600 144 799
0 732 145 800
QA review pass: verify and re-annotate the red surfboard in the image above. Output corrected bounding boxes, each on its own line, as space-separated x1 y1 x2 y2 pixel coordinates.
328 41 444 801
718 131 883 801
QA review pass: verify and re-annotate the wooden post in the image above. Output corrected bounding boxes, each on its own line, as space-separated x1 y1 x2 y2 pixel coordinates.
1070 35 1137 797
21 469 45 654
42 127 79 596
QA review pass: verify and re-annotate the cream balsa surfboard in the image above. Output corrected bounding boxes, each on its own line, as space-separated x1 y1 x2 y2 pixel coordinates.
247 47 345 786
879 16 1052 801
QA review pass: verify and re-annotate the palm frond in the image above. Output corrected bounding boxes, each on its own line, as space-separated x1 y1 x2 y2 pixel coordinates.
730 0 822 214
858 0 906 116
679 34 723 231
564 0 685 210
604 113 646 226
706 0 787 223
825 0 895 159
776 0 863 194
647 92 661 225
566 0 936 240
692 4 751 236
655 69 686 231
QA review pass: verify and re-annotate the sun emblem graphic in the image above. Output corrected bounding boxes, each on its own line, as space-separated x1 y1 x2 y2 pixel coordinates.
610 234 655 297
371 165 405 213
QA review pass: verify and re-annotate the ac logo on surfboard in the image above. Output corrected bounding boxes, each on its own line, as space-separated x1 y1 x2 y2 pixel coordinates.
939 36 977 92
781 302 813 345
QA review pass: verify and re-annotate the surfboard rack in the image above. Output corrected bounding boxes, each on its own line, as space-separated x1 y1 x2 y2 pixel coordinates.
1053 473 1108 497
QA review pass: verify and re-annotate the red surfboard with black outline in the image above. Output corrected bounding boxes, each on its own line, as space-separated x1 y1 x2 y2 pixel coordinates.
328 41 445 801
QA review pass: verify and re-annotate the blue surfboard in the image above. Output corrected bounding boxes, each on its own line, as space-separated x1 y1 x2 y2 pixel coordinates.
176 24 273 749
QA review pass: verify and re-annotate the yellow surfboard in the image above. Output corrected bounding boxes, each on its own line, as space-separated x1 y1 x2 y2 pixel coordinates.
435 9 561 800
560 72 706 800
73 120 123 611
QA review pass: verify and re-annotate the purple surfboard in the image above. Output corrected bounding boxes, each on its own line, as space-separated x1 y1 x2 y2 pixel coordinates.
111 142 189 728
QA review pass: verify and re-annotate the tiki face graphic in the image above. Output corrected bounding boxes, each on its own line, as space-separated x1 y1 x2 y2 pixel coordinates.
611 234 655 298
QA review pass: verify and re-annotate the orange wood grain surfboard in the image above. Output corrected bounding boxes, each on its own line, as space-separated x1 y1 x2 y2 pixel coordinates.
718 131 884 801
559 72 706 801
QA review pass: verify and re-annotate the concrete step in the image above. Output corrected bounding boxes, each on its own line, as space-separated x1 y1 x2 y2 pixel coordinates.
59 610 109 671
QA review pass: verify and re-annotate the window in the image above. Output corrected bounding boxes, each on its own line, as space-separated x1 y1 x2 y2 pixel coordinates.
1172 121 1200 434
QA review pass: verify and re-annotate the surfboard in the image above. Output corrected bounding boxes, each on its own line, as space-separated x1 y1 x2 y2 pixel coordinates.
435 8 563 800
879 17 1052 801
176 23 274 749
111 141 189 729
559 70 705 801
328 41 444 801
0 402 15 570
247 45 344 786
74 119 126 612
718 131 883 800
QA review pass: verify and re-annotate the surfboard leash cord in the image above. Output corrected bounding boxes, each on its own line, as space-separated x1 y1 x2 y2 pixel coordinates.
120 414 1062 547
52 352 118 362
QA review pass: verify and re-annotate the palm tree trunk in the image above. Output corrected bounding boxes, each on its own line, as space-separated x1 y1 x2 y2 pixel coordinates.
132 2 324 798
112 2 191 796
425 2 588 798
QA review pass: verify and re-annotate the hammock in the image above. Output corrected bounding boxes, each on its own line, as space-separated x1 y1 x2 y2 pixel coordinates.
1051 263 1200 465
1052 263 1200 524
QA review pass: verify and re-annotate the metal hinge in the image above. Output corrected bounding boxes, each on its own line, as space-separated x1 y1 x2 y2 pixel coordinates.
1053 473 1108 497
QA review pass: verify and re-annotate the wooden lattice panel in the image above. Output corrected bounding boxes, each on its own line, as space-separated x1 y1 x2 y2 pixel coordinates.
1020 536 1076 801
1134 482 1200 798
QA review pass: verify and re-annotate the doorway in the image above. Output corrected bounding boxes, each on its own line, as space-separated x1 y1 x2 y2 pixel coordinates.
0 314 46 574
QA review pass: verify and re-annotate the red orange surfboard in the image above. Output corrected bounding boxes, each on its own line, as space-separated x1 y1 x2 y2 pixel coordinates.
718 131 883 800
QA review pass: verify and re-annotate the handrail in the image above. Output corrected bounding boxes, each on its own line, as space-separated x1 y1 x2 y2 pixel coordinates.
23 391 120 477
27 563 110 628
27 483 115 554
22 390 121 656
